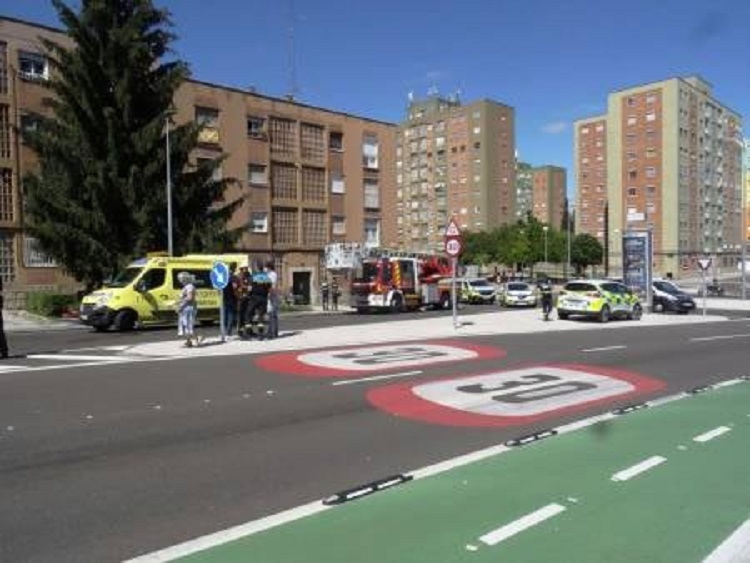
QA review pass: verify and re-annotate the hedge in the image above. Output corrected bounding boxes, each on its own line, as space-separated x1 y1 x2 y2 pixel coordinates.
26 292 79 317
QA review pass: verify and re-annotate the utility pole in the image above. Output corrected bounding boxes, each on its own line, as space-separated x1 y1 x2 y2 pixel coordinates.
165 115 173 256
603 200 609 278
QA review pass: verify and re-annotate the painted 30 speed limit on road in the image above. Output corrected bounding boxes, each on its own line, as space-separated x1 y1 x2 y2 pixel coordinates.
368 364 665 427
255 340 505 378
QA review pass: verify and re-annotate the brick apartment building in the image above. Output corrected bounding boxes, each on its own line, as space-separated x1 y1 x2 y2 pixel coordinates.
0 16 396 304
575 76 743 278
395 95 515 251
531 165 566 228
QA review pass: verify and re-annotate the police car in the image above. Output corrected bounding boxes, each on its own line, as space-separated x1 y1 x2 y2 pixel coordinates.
557 279 643 322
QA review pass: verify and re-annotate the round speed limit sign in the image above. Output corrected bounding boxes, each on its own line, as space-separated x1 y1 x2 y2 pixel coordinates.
445 238 462 257
368 364 664 427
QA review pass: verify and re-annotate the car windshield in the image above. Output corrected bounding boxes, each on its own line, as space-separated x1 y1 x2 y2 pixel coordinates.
507 283 530 291
469 279 491 287
565 282 597 292
654 280 682 295
104 267 142 288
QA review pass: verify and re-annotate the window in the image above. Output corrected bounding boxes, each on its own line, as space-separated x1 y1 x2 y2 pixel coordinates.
646 166 657 178
248 164 267 185
473 126 481 134
331 172 345 194
0 42 7 94
646 93 657 104
271 163 298 200
628 170 637 180
646 203 656 214
247 116 266 138
171 269 211 289
581 127 589 135
364 218 380 247
362 135 379 169
301 123 325 162
329 131 343 151
647 185 656 195
270 117 297 158
364 180 380 209
645 148 657 159
23 236 56 268
250 212 268 233
0 168 12 221
627 96 635 106
628 187 638 197
331 216 346 235
197 158 222 182
18 51 47 81
301 167 326 202
0 105 9 158
141 268 167 290
195 107 219 144
272 208 299 244
646 112 656 122
627 116 637 126
19 113 40 143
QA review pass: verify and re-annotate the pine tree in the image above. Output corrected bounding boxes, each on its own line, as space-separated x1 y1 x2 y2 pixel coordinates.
24 0 242 288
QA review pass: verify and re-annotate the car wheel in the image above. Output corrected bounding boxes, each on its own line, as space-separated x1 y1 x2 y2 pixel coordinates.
599 305 610 323
113 309 137 332
630 304 643 321
356 307 369 314
558 311 569 320
653 301 664 313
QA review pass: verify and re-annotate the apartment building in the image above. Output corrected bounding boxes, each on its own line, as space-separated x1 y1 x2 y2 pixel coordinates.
395 96 515 251
745 139 750 240
575 76 743 277
0 16 396 304
515 161 533 220
531 165 566 228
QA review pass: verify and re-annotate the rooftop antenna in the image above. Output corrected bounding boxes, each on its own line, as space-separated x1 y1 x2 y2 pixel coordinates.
285 0 298 101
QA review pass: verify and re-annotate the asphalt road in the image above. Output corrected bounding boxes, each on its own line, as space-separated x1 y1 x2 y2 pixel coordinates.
1 317 749 562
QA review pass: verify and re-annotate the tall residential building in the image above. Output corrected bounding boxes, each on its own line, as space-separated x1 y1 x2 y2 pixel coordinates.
744 139 750 241
515 161 533 220
575 76 743 277
395 96 515 251
0 16 396 304
531 165 567 228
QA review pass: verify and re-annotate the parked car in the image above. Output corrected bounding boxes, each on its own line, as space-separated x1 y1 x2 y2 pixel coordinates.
458 278 497 304
557 279 642 322
500 282 538 307
653 279 695 314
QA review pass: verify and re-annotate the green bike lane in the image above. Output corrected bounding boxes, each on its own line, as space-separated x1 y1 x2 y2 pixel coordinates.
167 379 750 563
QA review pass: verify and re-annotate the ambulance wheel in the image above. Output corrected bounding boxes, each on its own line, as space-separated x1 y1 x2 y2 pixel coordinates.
114 309 137 332
599 305 610 323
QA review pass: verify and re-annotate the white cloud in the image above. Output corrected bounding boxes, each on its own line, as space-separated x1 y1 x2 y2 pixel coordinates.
541 121 568 134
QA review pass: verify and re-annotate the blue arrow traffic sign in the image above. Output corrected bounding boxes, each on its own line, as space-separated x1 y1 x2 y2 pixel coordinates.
210 261 230 290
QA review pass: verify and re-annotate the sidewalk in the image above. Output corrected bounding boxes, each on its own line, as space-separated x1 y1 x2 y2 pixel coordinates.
126 308 727 359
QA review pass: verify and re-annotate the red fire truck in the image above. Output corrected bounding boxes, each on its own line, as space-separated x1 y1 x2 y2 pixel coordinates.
350 250 454 313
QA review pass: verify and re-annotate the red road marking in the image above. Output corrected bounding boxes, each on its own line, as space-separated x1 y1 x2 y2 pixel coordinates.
254 340 506 378
367 363 666 427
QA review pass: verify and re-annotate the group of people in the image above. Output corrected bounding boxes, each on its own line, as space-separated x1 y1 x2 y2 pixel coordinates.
320 278 341 311
175 260 280 347
221 260 279 340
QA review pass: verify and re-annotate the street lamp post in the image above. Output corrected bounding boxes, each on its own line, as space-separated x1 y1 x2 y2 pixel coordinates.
543 225 549 267
165 115 173 256
567 203 574 280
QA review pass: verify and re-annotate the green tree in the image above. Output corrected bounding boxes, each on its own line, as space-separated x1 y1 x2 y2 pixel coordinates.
24 0 242 289
571 233 604 275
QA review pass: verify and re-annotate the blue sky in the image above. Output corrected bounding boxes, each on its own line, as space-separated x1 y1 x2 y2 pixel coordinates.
4 0 750 195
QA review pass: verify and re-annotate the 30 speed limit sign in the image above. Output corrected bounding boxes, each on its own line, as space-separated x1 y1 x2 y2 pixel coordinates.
368 364 664 427
445 238 462 257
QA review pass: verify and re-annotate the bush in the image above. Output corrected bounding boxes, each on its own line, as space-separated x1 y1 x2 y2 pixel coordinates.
26 292 79 317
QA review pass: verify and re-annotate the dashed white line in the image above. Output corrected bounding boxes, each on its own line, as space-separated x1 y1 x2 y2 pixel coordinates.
611 456 666 482
0 364 29 372
478 503 567 547
331 370 424 386
690 334 750 342
693 426 731 443
28 353 138 362
581 345 627 353
703 517 750 563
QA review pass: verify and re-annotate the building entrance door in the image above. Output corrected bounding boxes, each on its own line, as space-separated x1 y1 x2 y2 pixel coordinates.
292 271 311 305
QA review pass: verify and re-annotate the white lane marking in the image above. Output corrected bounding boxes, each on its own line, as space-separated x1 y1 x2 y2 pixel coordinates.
690 334 750 342
331 370 424 386
63 345 131 352
611 456 666 482
703 518 750 563
124 500 332 562
126 377 749 562
581 345 627 353
693 426 731 443
28 353 139 362
0 364 29 372
478 503 567 547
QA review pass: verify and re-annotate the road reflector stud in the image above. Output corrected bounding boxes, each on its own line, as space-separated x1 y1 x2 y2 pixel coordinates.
612 403 648 415
687 385 713 395
322 474 412 506
505 429 557 447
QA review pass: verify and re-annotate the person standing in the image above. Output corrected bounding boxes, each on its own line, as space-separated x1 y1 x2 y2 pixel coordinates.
321 279 330 311
331 278 340 312
244 262 272 339
222 264 239 337
237 266 251 335
0 277 9 359
265 260 279 339
177 271 198 347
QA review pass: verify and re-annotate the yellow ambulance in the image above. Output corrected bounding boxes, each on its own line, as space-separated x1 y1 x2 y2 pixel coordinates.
79 253 249 331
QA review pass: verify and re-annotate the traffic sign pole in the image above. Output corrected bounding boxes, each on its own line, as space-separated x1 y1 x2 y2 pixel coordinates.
210 261 231 343
451 257 458 330
219 291 225 342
